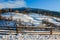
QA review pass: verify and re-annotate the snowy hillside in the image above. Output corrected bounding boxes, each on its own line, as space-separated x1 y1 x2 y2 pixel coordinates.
1 12 60 26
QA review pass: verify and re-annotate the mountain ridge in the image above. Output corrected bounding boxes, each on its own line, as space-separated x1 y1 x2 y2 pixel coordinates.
0 7 60 17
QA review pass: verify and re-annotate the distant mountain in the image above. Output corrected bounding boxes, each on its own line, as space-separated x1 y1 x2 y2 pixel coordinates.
1 7 60 17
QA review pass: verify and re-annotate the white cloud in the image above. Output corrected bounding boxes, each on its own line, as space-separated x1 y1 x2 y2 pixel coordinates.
0 0 26 9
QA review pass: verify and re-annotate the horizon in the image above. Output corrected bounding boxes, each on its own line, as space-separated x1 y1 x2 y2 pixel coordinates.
0 0 60 12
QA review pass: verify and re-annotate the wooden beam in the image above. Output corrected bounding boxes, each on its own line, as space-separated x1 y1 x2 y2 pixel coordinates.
16 26 19 34
50 28 52 35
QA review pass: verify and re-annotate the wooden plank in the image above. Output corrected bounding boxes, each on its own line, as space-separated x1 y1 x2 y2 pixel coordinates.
50 28 52 35
17 26 55 29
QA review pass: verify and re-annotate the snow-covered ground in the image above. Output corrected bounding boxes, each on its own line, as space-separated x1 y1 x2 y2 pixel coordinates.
0 12 60 40
0 20 16 27
1 12 60 26
0 34 60 40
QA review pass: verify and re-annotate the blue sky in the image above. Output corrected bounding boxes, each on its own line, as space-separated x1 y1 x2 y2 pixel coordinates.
0 0 26 8
25 0 60 12
0 0 60 12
